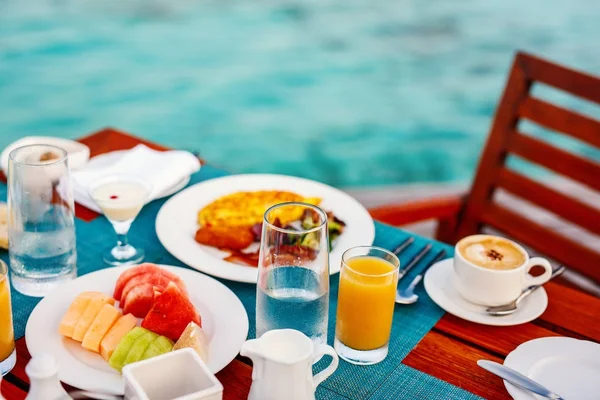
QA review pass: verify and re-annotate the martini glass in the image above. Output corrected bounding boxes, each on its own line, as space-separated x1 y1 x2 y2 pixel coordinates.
88 174 152 265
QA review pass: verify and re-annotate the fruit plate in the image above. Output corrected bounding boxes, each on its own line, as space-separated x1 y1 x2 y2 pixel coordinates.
25 265 249 395
155 173 376 283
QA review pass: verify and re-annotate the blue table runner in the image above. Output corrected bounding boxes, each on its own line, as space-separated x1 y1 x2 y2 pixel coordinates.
1 166 481 399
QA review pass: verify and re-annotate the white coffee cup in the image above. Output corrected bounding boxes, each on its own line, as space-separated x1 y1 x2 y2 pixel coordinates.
453 234 553 307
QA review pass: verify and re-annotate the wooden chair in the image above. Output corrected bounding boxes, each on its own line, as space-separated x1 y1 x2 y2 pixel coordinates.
369 51 600 284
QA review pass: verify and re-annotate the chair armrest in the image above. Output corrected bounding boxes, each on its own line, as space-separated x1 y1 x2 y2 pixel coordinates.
368 196 465 226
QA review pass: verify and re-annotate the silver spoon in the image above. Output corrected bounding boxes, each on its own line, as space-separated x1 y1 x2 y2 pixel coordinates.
485 265 566 316
396 274 423 304
396 249 446 304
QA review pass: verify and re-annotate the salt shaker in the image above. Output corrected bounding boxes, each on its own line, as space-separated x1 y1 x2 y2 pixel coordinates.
25 354 70 400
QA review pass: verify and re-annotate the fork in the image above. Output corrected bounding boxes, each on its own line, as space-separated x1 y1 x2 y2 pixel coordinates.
398 243 433 280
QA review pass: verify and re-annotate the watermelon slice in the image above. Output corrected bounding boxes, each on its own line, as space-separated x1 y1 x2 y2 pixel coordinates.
120 272 187 308
114 263 184 301
114 264 162 301
141 282 201 341
122 283 158 318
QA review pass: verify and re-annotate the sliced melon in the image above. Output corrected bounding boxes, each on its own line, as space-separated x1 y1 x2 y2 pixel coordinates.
123 331 158 367
100 314 137 361
141 335 174 361
71 295 115 342
59 297 92 338
82 304 121 353
141 282 200 341
59 292 115 338
109 327 148 372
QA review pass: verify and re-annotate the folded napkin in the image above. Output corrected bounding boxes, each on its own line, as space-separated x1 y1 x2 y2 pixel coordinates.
72 145 200 213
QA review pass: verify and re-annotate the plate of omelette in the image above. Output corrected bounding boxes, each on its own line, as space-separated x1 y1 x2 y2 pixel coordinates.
156 174 375 283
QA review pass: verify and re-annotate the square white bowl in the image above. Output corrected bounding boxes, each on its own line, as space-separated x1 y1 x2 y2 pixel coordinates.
123 348 223 400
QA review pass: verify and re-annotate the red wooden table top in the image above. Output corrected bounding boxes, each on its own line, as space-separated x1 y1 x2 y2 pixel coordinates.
2 128 599 400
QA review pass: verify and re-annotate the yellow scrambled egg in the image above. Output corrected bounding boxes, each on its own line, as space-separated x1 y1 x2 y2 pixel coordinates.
198 191 321 228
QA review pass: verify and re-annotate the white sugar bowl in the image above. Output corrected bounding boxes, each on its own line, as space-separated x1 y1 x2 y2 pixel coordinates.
123 348 223 400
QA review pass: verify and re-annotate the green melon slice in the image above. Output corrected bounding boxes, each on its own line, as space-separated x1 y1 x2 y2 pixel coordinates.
141 335 174 360
108 327 147 372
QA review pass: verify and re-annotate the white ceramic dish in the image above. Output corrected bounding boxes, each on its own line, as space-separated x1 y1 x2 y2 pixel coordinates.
86 150 190 199
1 136 90 174
124 348 223 400
155 174 375 283
25 265 249 395
423 259 548 326
503 337 600 400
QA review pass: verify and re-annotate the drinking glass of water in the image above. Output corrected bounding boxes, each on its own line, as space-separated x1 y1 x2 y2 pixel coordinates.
256 202 330 345
7 144 77 296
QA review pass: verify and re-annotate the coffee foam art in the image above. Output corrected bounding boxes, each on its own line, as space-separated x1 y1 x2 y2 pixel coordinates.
459 238 525 270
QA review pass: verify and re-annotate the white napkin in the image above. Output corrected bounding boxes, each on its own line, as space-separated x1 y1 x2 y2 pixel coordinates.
72 145 200 212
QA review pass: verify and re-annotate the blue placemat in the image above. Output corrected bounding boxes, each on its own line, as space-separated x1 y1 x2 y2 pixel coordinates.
2 166 481 399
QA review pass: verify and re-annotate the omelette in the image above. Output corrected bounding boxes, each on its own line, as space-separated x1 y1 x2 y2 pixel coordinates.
198 191 321 229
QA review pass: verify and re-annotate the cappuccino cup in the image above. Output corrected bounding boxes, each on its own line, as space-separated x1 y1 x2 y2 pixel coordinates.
453 235 553 307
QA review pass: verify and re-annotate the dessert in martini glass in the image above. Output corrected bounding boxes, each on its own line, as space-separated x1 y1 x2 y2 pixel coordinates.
89 175 152 265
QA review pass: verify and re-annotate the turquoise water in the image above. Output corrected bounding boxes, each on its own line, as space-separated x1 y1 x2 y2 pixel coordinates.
1 0 599 187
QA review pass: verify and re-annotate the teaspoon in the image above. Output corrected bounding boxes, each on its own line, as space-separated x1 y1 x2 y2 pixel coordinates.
485 265 566 316
396 249 446 304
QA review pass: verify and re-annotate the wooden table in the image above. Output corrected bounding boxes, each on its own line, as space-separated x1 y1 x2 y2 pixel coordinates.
2 128 599 400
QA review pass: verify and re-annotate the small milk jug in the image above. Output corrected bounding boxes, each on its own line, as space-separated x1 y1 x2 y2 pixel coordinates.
241 329 339 400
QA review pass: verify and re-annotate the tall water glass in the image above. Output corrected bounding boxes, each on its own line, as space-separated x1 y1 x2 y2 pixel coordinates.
256 202 330 345
7 145 77 296
0 260 16 376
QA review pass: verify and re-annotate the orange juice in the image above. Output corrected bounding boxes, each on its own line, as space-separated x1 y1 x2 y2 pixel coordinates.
0 272 14 362
336 256 398 350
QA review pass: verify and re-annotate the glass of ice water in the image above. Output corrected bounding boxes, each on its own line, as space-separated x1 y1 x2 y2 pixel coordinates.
7 144 77 297
256 202 330 344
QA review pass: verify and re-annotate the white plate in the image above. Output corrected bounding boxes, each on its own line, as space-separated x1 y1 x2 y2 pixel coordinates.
25 265 249 395
423 259 548 326
87 151 190 199
1 136 90 174
504 337 600 400
156 174 375 283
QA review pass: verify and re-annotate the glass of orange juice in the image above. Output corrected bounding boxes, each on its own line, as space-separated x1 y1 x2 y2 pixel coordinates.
334 246 399 365
0 260 16 376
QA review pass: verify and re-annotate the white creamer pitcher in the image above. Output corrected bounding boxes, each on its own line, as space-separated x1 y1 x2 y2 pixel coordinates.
241 329 339 400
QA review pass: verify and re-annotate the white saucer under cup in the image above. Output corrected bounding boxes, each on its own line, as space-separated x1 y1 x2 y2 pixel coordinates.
503 337 600 400
423 259 548 326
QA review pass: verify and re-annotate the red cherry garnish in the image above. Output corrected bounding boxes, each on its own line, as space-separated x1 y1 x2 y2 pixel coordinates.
110 195 118 200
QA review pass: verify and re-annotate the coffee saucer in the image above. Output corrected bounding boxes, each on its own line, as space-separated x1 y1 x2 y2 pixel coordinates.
423 259 548 326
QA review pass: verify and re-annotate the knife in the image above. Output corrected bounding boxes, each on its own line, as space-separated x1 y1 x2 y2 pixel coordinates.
477 360 565 400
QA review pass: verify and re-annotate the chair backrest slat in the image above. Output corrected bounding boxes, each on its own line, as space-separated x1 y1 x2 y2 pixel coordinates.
519 54 600 104
456 52 600 282
518 97 600 149
508 132 600 192
496 168 600 236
